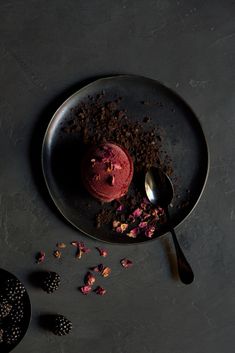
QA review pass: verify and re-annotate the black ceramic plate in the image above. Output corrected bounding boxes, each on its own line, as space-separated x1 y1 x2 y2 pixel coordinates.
0 269 31 352
42 75 209 244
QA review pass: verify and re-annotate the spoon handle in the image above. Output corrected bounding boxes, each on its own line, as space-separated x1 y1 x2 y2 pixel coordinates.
166 210 194 284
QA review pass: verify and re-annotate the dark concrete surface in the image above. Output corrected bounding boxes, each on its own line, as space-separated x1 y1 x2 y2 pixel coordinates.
0 1 234 352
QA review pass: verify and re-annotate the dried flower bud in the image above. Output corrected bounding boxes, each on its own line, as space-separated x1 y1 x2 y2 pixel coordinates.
85 272 96 286
132 208 143 217
113 220 121 228
121 258 133 268
53 250 61 259
101 267 111 278
128 214 135 223
36 251 45 264
90 264 104 273
138 221 148 229
96 247 108 257
116 225 126 233
57 242 66 249
95 286 106 295
145 226 156 238
127 227 139 238
80 285 92 295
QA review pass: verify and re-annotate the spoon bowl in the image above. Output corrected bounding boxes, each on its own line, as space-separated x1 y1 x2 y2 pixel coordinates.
145 168 174 208
145 167 194 285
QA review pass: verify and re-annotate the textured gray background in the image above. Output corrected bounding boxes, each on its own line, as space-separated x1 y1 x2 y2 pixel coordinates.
0 1 235 352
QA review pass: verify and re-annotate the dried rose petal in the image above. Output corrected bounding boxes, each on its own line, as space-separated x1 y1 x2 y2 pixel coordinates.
113 220 121 228
71 241 79 247
72 241 91 259
120 258 133 268
128 214 135 223
127 227 139 238
80 285 92 295
95 286 106 295
101 267 111 277
116 204 124 211
116 223 128 233
140 202 148 210
36 251 45 263
143 212 151 220
96 247 108 257
158 207 164 215
138 221 148 229
145 226 156 238
53 250 61 259
132 208 143 217
120 223 128 232
90 264 104 273
57 242 66 249
85 272 96 286
151 209 160 219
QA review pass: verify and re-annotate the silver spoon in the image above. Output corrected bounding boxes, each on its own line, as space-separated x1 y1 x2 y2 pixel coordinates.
145 167 194 284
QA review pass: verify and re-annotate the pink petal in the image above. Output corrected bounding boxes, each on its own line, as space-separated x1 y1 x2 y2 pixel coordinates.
113 220 121 228
151 209 160 219
95 286 106 295
85 272 96 286
36 251 45 264
120 258 133 268
132 208 143 217
143 213 151 220
140 202 147 210
96 247 108 257
71 241 79 248
90 264 104 272
139 221 148 229
127 227 139 238
145 226 156 238
80 285 92 295
128 214 135 223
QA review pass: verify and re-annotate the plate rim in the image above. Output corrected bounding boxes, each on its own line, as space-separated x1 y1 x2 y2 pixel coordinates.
41 74 210 245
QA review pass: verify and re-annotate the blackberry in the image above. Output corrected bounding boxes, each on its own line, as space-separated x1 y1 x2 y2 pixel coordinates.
7 300 24 323
41 272 61 294
52 315 72 336
3 278 25 302
0 328 3 343
4 325 21 345
0 295 12 319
